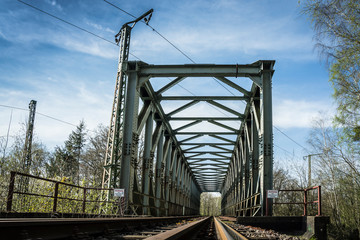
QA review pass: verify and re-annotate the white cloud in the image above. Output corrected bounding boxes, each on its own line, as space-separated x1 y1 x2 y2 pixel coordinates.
128 1 316 63
0 30 7 40
0 9 117 60
273 99 335 128
84 19 116 34
45 0 63 11
57 34 117 59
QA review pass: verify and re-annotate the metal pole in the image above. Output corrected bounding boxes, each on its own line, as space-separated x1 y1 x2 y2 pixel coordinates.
308 155 311 187
318 186 322 216
23 100 37 173
304 189 307 216
304 153 321 188
82 188 87 213
6 171 16 212
53 182 59 213
102 9 153 202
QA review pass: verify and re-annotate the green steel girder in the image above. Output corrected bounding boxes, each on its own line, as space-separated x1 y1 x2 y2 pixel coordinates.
103 59 274 217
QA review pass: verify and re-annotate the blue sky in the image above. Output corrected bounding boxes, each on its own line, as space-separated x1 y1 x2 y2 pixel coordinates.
0 0 335 170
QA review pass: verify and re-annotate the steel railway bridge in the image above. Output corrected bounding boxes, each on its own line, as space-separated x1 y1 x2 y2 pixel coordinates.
101 9 275 217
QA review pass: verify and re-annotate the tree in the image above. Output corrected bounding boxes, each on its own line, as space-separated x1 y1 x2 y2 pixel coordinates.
81 124 108 187
273 164 305 216
307 114 360 238
302 0 360 138
46 121 86 184
200 192 221 216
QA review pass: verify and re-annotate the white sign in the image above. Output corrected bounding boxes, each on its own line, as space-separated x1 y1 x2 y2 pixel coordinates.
267 190 279 198
114 188 125 198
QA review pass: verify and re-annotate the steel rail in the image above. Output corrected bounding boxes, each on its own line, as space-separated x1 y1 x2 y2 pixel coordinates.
0 216 197 240
146 216 211 239
214 217 248 240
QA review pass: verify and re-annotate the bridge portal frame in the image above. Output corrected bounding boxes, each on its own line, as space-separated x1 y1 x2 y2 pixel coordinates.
103 60 275 216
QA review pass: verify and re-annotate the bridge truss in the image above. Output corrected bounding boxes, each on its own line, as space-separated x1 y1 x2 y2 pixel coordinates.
103 58 275 216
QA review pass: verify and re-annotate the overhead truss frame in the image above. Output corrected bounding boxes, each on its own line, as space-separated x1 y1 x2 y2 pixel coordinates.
103 59 275 217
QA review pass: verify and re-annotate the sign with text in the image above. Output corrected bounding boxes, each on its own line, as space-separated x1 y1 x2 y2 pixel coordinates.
267 190 279 198
114 188 125 198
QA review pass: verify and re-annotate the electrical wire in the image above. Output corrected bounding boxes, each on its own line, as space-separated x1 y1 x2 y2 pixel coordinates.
273 126 310 153
16 0 306 151
0 104 96 133
13 1 228 127
274 143 296 158
16 0 141 60
103 1 238 117
103 0 237 97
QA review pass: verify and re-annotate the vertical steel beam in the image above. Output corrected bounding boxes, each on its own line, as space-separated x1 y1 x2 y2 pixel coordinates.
154 126 164 216
172 154 181 214
119 63 139 211
259 61 274 215
251 107 260 215
142 111 153 215
164 141 172 216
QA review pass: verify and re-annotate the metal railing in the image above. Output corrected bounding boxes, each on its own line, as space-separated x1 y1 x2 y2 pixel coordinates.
266 186 322 216
6 171 120 215
5 171 197 216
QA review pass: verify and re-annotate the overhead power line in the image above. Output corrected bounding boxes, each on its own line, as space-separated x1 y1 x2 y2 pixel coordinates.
16 0 141 60
103 0 236 96
17 0 306 153
103 0 239 117
17 0 235 117
273 126 309 153
0 103 96 133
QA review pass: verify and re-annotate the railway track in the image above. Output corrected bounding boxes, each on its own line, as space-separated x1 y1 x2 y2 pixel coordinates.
0 216 302 240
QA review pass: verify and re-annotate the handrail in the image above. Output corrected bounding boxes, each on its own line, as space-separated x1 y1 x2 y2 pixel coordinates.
266 186 322 216
7 171 116 214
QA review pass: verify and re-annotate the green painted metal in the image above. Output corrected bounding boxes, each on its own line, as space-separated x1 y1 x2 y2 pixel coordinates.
103 58 275 216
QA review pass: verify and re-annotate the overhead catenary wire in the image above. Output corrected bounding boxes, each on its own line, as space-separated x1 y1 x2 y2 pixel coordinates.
274 143 297 158
14 0 231 128
17 0 232 118
16 0 141 60
103 0 237 97
17 0 307 154
103 0 237 117
273 125 310 153
0 104 96 134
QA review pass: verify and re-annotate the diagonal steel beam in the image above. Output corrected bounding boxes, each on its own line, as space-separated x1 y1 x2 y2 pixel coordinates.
174 120 202 132
206 100 244 117
178 134 204 143
209 144 234 152
209 134 236 143
208 120 238 132
215 76 251 96
166 100 199 116
183 145 204 152
156 77 186 95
